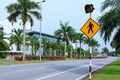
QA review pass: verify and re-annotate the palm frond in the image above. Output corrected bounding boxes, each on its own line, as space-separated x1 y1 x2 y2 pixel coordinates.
101 0 120 12
98 8 120 43
7 11 21 23
6 3 21 13
54 29 63 37
27 14 33 27
28 11 41 19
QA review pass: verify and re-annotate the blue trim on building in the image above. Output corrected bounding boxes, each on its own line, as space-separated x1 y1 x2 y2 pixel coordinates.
26 30 62 42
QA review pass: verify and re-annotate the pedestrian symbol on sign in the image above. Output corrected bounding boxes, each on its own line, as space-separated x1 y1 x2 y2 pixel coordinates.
88 22 94 34
80 18 101 39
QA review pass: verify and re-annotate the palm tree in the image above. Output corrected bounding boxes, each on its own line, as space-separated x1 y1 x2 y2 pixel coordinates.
0 29 9 51
102 47 109 55
10 29 23 51
68 29 76 58
54 21 73 57
45 40 54 56
92 39 100 48
58 43 64 56
84 37 90 46
0 27 3 39
6 0 41 60
110 29 120 54
98 0 120 44
73 32 79 58
92 39 100 56
29 36 39 55
0 27 9 58
41 38 54 56
52 42 59 56
42 38 48 56
77 32 85 58
84 38 100 56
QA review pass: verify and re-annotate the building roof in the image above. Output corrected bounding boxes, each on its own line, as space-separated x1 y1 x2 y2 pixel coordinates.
26 30 59 39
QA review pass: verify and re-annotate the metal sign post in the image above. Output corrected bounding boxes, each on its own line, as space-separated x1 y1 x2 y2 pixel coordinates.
89 13 92 80
89 39 92 80
80 4 101 80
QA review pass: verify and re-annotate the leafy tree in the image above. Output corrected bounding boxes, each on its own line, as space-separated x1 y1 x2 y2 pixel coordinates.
6 0 41 60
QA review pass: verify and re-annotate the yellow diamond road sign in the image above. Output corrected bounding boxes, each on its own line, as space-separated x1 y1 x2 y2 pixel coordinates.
80 18 101 39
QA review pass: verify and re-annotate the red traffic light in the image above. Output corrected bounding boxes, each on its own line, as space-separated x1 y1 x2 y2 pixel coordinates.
85 4 94 13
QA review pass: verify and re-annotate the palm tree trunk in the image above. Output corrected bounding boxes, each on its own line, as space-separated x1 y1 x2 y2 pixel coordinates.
70 49 72 58
17 44 19 51
64 41 66 57
35 46 37 55
32 46 34 55
80 41 81 59
23 24 26 60
70 43 73 58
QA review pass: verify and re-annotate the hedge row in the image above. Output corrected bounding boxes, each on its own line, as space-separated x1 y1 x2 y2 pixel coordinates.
14 55 65 61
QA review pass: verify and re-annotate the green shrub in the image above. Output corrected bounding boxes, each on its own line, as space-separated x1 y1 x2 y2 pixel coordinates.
0 53 7 59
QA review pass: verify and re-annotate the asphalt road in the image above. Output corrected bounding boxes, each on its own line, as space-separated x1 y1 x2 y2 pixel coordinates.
0 57 118 80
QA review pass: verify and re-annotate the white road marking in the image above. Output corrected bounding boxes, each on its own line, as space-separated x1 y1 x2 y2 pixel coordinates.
75 74 88 80
35 67 81 80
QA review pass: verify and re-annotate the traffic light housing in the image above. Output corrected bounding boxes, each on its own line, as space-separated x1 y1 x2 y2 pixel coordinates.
85 4 94 13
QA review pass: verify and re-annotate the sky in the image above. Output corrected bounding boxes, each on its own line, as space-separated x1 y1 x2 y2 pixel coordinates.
0 0 114 52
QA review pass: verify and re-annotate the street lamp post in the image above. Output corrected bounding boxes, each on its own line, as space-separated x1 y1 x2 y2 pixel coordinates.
37 0 46 61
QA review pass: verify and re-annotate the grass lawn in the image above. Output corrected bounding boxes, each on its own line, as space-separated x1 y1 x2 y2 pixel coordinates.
0 58 75 65
0 60 53 65
85 59 120 80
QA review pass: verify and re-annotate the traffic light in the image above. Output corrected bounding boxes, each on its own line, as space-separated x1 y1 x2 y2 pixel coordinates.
85 4 94 13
